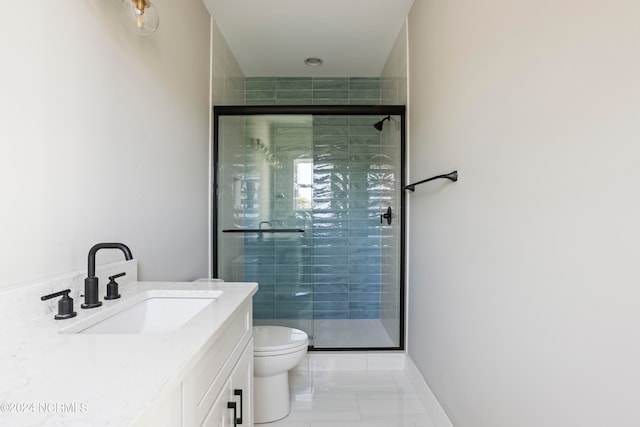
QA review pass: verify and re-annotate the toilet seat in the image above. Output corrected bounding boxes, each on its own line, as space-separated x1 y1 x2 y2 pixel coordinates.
253 326 309 355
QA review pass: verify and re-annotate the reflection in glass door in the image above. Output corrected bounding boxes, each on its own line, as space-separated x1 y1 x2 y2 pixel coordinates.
214 106 405 350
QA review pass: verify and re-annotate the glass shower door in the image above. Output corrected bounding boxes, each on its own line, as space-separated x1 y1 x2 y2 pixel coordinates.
215 108 404 350
310 114 402 348
216 115 316 338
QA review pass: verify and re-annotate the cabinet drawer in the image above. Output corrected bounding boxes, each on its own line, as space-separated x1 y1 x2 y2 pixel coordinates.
200 340 253 427
183 301 252 427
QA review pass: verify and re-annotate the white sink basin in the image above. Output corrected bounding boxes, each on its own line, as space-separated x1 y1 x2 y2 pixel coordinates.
64 290 223 335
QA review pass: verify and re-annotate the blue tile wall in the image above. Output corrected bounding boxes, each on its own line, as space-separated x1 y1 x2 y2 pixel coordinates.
246 77 380 105
245 77 384 321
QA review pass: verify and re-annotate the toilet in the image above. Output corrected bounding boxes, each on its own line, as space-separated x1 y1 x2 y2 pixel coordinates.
253 326 309 423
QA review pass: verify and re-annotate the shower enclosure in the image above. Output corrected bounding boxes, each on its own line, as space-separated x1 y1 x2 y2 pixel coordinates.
213 106 405 350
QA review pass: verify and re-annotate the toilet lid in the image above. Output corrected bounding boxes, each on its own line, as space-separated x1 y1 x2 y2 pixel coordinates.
253 326 309 352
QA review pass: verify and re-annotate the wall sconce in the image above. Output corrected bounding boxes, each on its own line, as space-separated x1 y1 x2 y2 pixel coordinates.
121 0 159 36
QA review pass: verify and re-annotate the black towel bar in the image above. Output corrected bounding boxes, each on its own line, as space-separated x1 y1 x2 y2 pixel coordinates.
405 171 458 192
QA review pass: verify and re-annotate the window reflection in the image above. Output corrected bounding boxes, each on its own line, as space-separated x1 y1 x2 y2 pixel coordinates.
294 158 313 210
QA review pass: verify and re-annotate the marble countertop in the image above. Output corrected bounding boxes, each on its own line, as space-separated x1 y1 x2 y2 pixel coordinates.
0 278 257 427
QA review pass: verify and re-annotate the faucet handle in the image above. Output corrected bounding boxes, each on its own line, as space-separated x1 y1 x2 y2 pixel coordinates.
105 272 126 300
41 289 77 320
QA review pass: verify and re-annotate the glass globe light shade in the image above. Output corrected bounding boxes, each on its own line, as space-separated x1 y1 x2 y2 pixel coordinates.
121 0 159 36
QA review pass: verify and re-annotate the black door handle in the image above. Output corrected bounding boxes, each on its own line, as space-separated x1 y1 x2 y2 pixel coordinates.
380 207 392 225
227 401 237 427
234 389 243 424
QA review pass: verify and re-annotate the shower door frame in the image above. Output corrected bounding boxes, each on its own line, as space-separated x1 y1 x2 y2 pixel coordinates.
212 105 406 351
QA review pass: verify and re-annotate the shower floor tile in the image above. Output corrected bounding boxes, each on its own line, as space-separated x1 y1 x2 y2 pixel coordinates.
313 319 396 348
259 370 435 426
254 318 399 349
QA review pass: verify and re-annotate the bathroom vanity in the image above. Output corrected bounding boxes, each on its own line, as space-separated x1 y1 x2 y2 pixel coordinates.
133 284 255 427
0 266 257 427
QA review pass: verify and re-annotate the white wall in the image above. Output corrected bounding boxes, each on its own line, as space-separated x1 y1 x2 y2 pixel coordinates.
0 0 236 289
407 0 640 426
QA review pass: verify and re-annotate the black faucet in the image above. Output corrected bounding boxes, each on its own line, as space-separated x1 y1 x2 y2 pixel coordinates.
81 243 133 309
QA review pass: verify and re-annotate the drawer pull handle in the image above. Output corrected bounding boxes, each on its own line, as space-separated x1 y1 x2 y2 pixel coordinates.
227 402 237 427
234 389 243 424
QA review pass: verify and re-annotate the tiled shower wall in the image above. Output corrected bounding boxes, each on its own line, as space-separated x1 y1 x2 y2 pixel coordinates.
242 78 398 322
246 77 380 105
311 114 388 320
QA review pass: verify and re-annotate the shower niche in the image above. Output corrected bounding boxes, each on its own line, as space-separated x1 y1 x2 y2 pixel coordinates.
214 106 405 350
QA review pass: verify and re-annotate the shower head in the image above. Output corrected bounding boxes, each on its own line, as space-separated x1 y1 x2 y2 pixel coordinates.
373 115 391 131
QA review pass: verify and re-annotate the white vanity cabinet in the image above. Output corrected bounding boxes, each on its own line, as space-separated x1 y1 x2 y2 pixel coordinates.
183 300 253 427
133 299 253 427
200 340 253 427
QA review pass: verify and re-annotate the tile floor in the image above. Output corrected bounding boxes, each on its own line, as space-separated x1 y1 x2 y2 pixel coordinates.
259 369 435 427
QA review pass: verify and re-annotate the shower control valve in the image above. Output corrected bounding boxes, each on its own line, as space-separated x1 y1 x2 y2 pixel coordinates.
381 207 392 225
